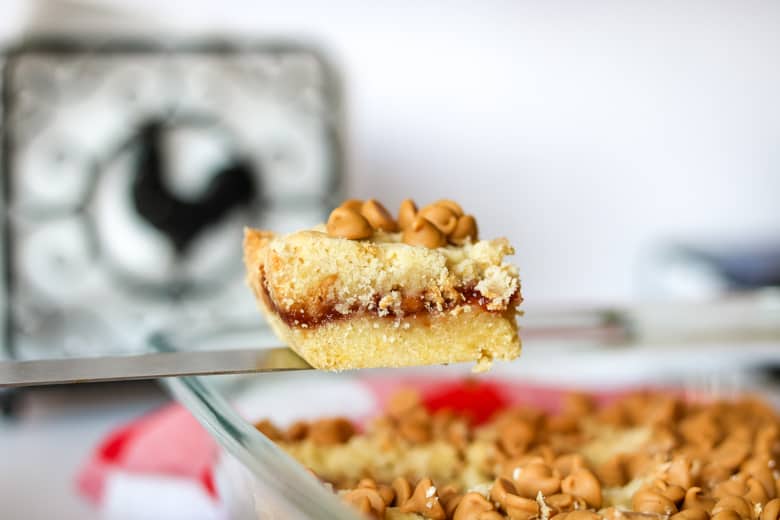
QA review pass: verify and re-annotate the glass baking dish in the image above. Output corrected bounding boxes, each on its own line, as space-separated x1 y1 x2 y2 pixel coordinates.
150 312 780 520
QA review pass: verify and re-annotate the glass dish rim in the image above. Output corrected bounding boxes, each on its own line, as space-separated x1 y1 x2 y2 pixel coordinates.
149 329 361 520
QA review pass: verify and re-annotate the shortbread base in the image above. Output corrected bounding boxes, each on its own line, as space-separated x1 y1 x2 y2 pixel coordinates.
258 301 520 371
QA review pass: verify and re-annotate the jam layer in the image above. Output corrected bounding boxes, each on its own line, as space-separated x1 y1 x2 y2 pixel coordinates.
259 271 521 329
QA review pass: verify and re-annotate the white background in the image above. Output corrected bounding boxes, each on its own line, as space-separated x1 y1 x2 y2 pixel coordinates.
3 0 780 305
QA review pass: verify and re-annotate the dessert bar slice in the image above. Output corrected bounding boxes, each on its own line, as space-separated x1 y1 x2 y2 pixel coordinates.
243 198 522 371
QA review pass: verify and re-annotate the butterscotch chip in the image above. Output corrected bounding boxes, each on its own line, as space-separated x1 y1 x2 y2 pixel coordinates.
597 402 631 427
432 410 470 450
491 478 539 520
632 489 678 516
679 412 721 450
671 509 710 520
342 488 386 519
326 206 374 239
562 393 595 417
398 413 433 444
553 453 587 478
399 478 446 520
387 388 422 420
624 452 656 481
435 199 464 217
711 436 751 470
555 512 602 520
561 468 601 509
741 457 776 502
597 454 627 487
377 485 394 505
504 495 539 520
357 478 395 505
502 454 541 475
402 215 447 248
350 496 373 517
712 473 750 500
308 418 355 446
647 426 678 454
254 419 284 441
762 499 780 520
285 420 309 441
712 511 742 520
450 215 478 245
511 460 561 498
533 444 557 465
361 199 399 232
419 204 459 235
453 492 495 520
490 477 518 508
545 493 587 514
745 476 772 504
712 496 752 520
397 198 418 230
754 425 779 457
494 408 544 430
682 487 715 512
340 199 365 212
646 396 682 426
645 478 685 504
499 419 535 457
439 487 463 518
666 455 695 489
699 462 732 489
391 477 413 507
547 414 580 435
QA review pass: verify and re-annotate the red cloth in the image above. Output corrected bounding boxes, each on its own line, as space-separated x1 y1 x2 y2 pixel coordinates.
78 404 219 504
361 377 633 424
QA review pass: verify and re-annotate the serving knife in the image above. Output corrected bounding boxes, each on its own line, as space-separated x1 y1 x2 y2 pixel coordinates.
0 347 313 388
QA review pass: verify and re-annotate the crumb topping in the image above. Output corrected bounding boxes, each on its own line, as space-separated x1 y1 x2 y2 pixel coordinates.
250 226 520 326
242 197 522 370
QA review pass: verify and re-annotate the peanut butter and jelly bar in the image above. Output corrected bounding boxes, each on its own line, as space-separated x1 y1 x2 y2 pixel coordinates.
243 198 522 371
257 389 780 520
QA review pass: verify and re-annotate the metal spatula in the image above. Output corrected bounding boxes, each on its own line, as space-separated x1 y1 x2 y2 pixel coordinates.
0 347 313 388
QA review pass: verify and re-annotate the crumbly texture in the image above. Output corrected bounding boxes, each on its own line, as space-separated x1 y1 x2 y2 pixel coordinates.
256 389 780 520
243 227 521 370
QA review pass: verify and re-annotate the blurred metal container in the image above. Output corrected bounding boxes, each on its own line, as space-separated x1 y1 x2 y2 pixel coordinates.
639 238 780 300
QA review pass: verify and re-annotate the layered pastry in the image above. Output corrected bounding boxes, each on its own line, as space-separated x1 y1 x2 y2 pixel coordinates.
243 198 522 371
257 388 780 520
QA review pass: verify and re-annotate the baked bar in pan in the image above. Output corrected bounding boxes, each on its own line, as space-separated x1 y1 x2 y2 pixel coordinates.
257 388 780 520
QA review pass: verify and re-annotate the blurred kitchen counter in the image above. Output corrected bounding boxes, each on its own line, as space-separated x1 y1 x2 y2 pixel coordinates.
0 382 168 519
